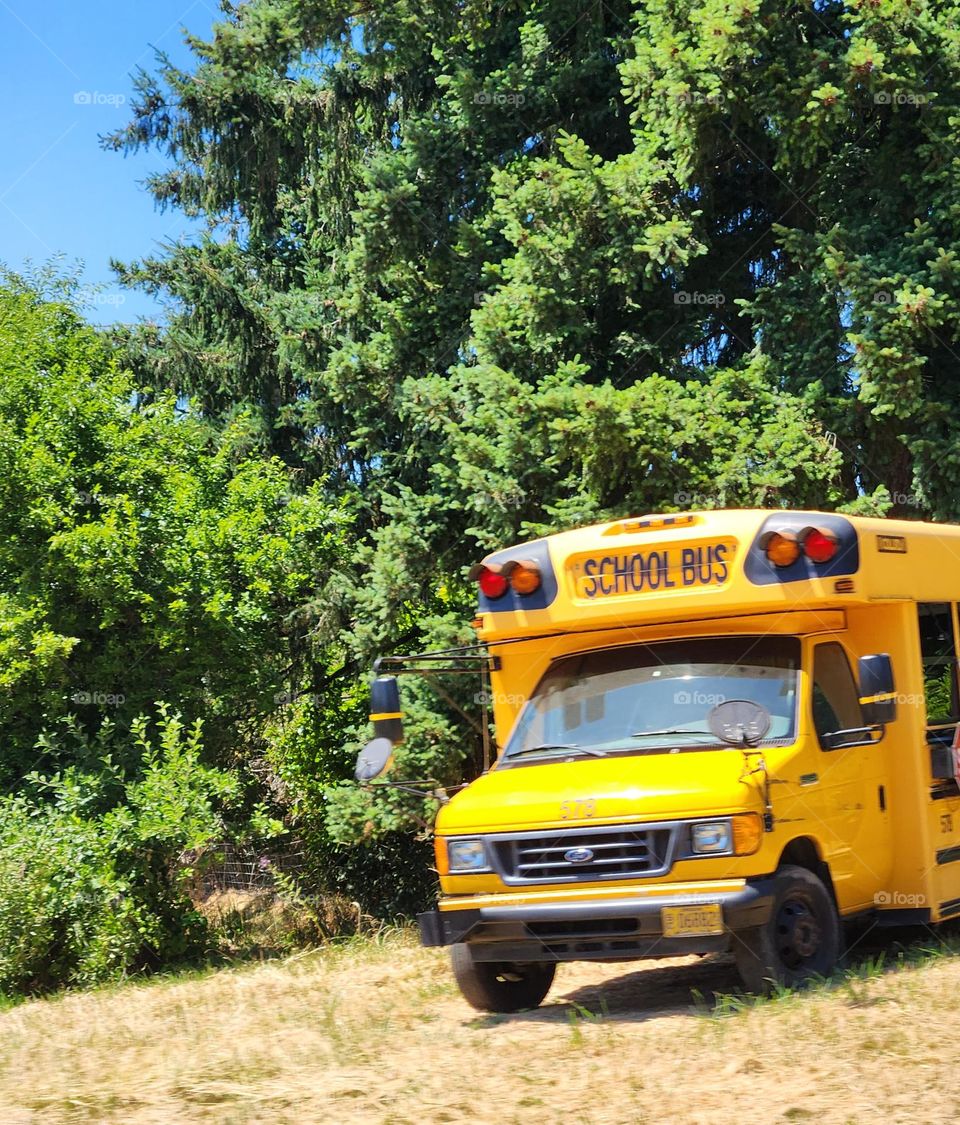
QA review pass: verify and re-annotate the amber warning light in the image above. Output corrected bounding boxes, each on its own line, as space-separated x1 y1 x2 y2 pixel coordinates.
760 527 839 568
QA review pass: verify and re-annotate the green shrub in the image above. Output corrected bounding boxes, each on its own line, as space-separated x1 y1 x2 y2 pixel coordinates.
0 706 237 994
0 271 353 788
301 829 437 921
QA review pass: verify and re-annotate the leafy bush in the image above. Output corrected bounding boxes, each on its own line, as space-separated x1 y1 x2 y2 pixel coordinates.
0 272 379 985
0 707 237 994
0 271 353 786
302 831 437 921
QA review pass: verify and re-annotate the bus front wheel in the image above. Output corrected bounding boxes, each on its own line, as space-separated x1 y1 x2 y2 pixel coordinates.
733 864 840 993
450 943 556 1012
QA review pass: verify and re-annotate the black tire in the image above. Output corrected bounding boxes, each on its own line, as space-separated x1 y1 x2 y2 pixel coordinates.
733 864 840 994
450 944 556 1013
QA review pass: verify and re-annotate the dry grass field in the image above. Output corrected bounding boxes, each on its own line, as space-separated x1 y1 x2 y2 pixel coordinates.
2 928 959 1124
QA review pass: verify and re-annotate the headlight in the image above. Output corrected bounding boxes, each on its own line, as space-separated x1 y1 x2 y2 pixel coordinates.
446 839 489 873
691 821 732 855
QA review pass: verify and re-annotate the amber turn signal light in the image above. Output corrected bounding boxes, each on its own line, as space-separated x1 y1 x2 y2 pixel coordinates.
764 531 800 567
434 837 450 876
732 813 763 855
508 561 542 595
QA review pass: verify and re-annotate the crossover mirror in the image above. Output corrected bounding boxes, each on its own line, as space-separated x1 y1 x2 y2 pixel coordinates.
355 737 395 783
707 699 772 747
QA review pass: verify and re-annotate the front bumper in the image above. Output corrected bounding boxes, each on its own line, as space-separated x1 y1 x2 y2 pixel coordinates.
418 879 776 962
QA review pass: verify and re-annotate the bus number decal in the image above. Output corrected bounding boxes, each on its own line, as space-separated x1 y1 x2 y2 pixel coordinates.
560 800 596 820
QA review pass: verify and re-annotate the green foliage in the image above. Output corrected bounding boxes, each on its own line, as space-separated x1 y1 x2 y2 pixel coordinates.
621 0 960 509
0 707 235 993
924 666 954 725
93 0 960 848
0 271 352 783
400 359 841 551
0 272 378 989
300 832 438 920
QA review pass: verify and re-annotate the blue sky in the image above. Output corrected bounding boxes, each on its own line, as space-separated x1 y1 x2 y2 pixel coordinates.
0 1 220 323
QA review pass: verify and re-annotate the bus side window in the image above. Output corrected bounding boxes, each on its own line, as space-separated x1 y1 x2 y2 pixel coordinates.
917 603 959 726
811 643 863 750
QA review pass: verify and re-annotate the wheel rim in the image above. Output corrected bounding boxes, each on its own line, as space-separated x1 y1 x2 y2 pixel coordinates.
775 895 822 971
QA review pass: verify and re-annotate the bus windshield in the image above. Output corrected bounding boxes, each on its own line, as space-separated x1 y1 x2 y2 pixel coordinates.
501 636 799 763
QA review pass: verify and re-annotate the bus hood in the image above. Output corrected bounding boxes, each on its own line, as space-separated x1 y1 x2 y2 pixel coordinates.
437 749 762 835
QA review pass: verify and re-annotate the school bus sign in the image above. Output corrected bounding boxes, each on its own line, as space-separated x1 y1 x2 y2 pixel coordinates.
568 538 735 599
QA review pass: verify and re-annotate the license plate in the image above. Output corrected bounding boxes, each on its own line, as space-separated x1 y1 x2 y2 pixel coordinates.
661 903 724 938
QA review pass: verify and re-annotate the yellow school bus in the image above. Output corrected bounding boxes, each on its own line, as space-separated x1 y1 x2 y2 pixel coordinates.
356 508 960 1011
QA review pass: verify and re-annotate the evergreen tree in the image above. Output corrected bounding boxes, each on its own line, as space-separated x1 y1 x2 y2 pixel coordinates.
106 0 960 834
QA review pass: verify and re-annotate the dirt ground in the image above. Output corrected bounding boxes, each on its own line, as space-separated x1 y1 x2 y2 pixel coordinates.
1 931 958 1124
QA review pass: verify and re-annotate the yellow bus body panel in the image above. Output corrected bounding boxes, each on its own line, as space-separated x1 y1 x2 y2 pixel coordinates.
432 510 960 927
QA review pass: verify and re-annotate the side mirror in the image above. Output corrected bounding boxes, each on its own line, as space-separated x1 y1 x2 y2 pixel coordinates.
355 737 394 782
858 654 897 725
370 676 404 744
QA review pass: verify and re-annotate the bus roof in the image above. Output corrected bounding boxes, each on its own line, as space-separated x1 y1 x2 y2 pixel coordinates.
471 508 956 642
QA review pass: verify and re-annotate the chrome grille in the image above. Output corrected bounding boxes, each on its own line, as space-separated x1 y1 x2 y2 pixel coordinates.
490 823 675 885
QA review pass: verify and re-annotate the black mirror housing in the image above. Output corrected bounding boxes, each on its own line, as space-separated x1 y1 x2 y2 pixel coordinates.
858 654 897 725
370 676 404 743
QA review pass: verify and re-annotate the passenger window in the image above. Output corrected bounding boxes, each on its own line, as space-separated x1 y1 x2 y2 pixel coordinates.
811 643 863 750
917 603 959 725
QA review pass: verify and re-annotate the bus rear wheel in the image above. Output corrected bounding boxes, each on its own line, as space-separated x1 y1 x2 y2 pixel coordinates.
733 864 840 994
450 943 556 1012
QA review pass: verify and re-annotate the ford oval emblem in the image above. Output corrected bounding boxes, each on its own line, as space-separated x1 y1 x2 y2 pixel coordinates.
564 847 594 864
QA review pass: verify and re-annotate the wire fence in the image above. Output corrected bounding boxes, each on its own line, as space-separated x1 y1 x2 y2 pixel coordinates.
196 841 307 898
191 840 370 942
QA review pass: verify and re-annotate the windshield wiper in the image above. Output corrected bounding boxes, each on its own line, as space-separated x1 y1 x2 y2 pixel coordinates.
630 727 718 742
507 742 606 760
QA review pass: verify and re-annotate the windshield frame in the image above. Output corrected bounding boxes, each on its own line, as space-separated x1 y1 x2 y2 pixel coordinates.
497 634 800 767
